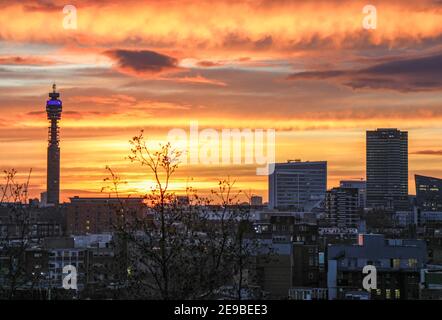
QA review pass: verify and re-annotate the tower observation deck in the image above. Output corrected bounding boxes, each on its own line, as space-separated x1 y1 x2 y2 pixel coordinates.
46 84 62 205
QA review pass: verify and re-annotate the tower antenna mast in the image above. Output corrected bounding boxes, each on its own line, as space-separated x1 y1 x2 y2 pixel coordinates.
46 83 62 205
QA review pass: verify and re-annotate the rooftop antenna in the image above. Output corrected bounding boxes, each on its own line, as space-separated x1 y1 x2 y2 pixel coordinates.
49 82 60 99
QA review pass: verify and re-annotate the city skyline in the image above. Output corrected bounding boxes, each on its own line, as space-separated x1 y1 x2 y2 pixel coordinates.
3 89 442 203
1 1 442 201
2 0 442 305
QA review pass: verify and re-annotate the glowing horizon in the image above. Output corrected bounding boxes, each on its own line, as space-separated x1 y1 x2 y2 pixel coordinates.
1 0 442 202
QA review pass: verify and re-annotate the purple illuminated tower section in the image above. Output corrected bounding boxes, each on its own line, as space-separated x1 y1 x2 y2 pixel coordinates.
46 84 62 205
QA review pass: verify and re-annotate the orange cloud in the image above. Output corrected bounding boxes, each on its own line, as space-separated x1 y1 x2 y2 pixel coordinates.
71 94 137 106
2 0 442 201
173 74 227 86
196 60 226 67
412 150 442 156
1 1 442 56
0 56 56 65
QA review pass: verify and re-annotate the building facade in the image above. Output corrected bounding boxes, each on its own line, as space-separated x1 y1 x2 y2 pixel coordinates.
327 234 426 300
366 128 408 210
269 160 327 211
326 187 360 228
250 196 263 206
415 175 442 212
340 180 366 208
65 197 147 235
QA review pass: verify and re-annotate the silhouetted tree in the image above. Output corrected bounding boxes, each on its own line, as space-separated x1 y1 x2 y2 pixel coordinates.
104 131 271 299
0 169 40 299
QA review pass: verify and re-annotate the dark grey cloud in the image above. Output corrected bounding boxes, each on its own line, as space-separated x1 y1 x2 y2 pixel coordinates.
0 56 55 66
104 49 179 76
26 111 45 115
364 53 442 75
288 53 442 92
254 35 273 49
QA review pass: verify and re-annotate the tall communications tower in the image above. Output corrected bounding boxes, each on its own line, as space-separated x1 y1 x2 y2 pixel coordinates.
46 84 62 205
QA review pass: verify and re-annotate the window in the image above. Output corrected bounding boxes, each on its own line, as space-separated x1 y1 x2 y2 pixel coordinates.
386 289 391 299
408 259 418 268
391 259 400 269
395 289 400 299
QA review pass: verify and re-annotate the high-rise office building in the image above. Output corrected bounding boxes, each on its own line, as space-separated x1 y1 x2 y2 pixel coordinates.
268 160 327 211
46 84 62 205
415 175 442 211
366 128 408 210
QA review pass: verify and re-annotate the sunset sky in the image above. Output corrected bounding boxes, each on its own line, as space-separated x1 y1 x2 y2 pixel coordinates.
1 0 442 202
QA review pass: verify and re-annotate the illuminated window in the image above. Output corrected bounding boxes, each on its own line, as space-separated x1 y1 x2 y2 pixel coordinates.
395 289 400 299
391 259 400 268
386 289 391 299
358 234 364 245
408 259 418 268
